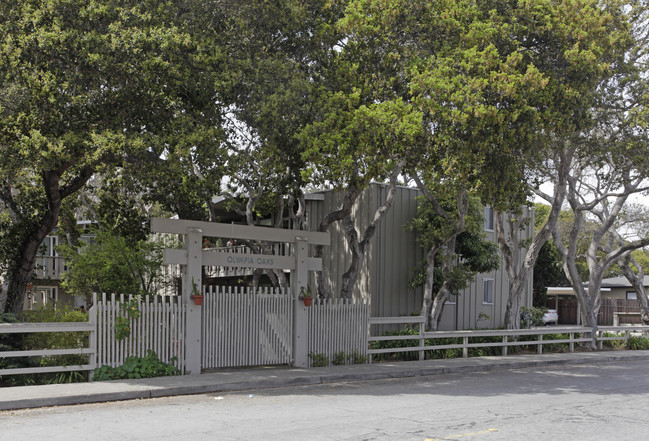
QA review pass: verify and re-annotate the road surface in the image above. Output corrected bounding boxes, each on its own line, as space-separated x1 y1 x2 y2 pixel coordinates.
1 360 648 440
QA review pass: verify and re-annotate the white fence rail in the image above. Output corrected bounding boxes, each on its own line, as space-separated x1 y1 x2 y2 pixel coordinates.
0 312 97 376
307 298 370 366
368 317 649 361
202 286 293 369
33 256 66 279
95 293 186 372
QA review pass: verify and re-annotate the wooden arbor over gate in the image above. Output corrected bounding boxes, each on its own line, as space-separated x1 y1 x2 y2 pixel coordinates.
150 218 330 373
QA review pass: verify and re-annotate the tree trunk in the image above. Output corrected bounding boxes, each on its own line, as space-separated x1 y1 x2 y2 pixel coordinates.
338 162 403 299
313 184 361 299
427 283 451 331
419 247 438 328
426 237 457 330
619 256 649 323
339 215 365 299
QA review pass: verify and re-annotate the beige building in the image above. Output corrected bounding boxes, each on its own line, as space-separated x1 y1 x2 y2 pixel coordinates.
27 184 535 330
305 183 534 330
601 276 649 300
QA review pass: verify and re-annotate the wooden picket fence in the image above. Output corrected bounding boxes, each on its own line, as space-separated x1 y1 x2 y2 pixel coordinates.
94 293 186 372
201 286 294 369
306 298 370 366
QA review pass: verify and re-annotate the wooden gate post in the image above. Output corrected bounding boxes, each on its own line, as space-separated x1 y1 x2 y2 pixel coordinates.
184 227 203 375
293 237 309 368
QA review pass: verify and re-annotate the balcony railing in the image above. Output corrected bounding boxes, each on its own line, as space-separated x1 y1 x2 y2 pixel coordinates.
33 256 66 280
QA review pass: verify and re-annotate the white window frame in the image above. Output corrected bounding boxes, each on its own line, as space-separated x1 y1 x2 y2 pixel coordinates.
626 290 638 300
483 278 494 304
484 206 494 231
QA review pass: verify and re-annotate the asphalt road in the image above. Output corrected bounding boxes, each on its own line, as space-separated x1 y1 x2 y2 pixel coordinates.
1 360 648 441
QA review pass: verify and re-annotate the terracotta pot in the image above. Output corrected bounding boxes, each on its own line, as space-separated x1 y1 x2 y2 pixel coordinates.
191 295 204 306
302 297 313 307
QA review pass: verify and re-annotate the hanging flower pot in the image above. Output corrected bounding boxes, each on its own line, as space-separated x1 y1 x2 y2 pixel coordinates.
191 295 204 306
299 286 313 306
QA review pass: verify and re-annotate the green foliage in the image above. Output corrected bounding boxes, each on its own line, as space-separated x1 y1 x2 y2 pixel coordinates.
308 350 369 366
59 230 166 298
0 0 225 313
331 351 347 366
113 298 141 340
93 350 180 381
348 350 369 365
0 307 89 386
520 306 548 328
369 328 509 361
370 327 582 361
626 336 649 351
308 352 329 367
600 332 626 349
533 241 569 307
407 194 500 293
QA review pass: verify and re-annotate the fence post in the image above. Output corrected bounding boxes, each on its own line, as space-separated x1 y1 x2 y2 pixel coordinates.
537 334 543 354
292 237 309 368
184 227 203 375
88 299 98 381
502 335 508 356
569 332 574 352
419 322 424 361
597 331 603 350
463 337 468 358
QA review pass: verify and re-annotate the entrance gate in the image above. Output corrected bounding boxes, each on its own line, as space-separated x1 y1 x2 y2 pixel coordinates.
202 286 293 368
150 218 329 374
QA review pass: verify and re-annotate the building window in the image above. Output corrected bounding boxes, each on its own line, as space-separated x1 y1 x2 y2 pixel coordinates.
483 279 494 304
484 206 494 231
626 291 638 300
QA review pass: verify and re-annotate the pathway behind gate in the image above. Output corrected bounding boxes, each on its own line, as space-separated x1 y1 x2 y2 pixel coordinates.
2 350 649 411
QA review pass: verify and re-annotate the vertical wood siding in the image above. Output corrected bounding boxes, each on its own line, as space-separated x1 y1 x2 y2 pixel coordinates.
306 185 534 331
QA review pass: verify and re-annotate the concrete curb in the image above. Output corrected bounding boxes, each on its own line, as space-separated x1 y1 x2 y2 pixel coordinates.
3 351 649 411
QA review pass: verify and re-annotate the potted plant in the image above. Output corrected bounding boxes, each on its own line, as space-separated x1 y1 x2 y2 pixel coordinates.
191 280 204 306
300 286 313 307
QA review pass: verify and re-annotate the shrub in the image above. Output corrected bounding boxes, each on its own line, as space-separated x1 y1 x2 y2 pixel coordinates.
600 332 625 349
1 307 90 386
348 350 369 364
308 351 329 367
94 350 180 381
626 336 649 350
520 306 547 328
331 351 346 366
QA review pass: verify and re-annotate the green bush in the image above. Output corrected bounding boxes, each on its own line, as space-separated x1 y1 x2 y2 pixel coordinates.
626 336 649 350
1 307 90 386
370 328 507 362
369 327 422 361
520 306 547 328
600 332 625 349
348 350 369 364
308 351 329 367
94 350 180 381
331 351 346 366
370 327 586 362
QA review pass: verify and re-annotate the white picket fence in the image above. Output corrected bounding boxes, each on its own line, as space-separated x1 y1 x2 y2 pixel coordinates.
202 286 294 368
306 298 370 366
92 289 370 372
95 293 186 372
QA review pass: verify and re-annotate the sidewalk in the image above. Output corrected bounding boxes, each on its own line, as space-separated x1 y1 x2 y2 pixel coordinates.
2 350 649 411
